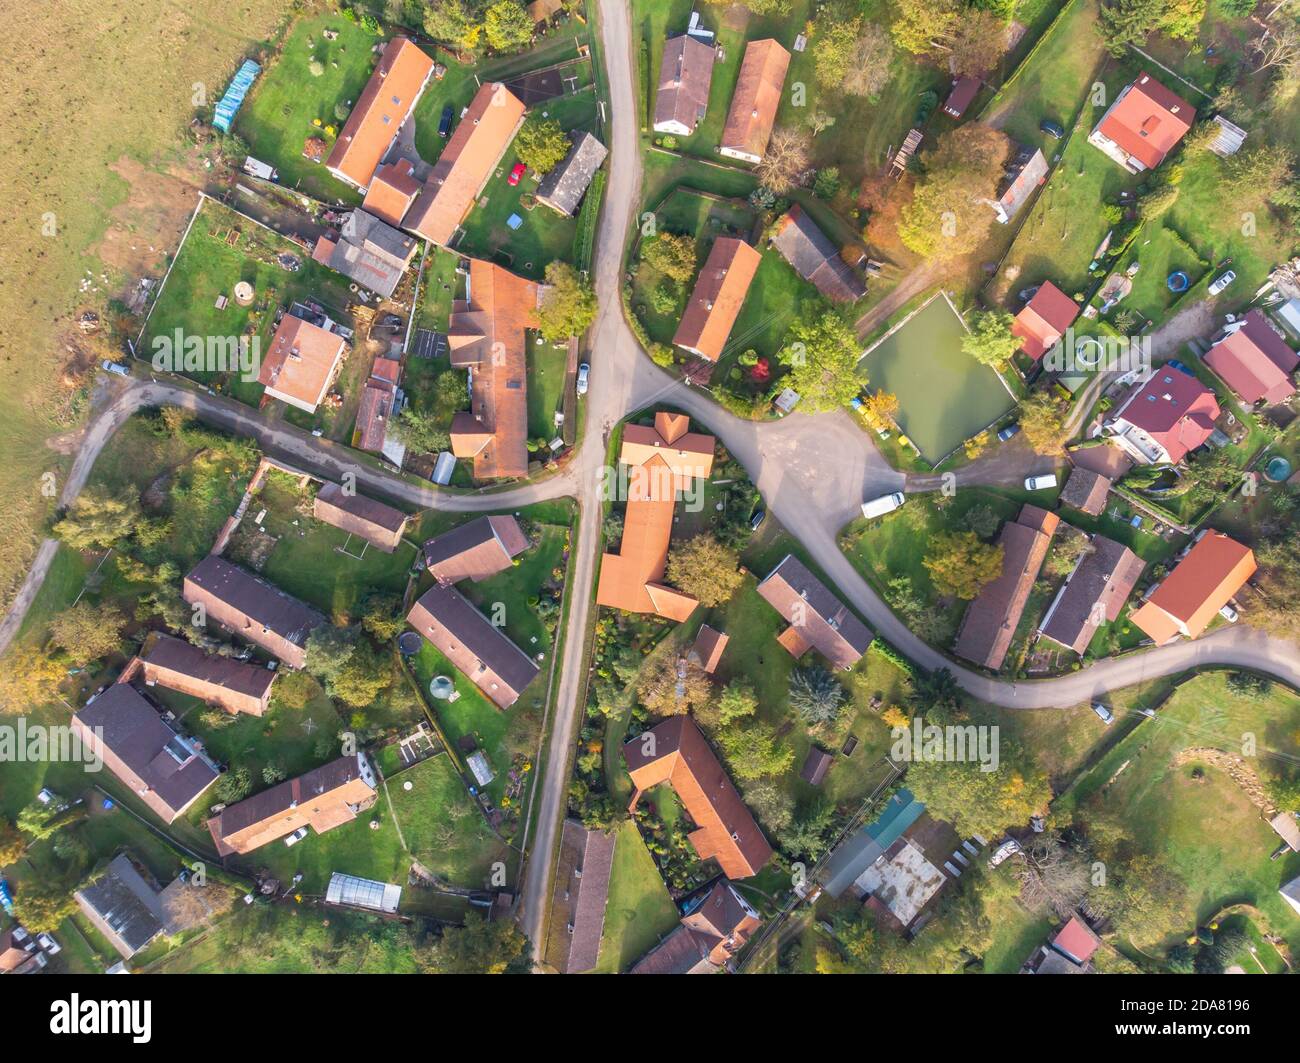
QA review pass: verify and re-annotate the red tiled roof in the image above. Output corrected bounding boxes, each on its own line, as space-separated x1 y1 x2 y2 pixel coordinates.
258 314 346 412
1012 280 1079 361
1095 73 1193 170
720 39 790 161
354 379 394 453
672 238 761 362
1204 310 1299 405
1114 368 1220 465
362 160 422 227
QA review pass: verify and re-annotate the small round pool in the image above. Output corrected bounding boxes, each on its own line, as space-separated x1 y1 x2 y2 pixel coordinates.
1264 456 1292 482
1167 271 1190 293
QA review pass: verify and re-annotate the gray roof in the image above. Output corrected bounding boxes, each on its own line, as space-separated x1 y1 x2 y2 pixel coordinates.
769 206 866 303
1038 536 1145 655
993 147 1048 222
536 132 608 217
321 209 417 298
757 553 873 669
654 33 714 133
342 209 417 268
554 820 616 972
75 854 165 958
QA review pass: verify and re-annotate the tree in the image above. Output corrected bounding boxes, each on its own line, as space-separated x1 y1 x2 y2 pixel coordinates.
305 626 357 683
756 126 811 194
13 880 77 934
788 665 846 726
665 535 742 607
47 601 127 666
423 0 484 53
17 800 85 840
514 117 570 174
0 647 67 715
215 766 253 804
719 721 795 780
1014 831 1094 919
860 389 899 431
536 262 597 341
389 406 451 454
890 0 959 54
923 531 1004 599
330 639 393 707
360 593 406 641
1223 143 1296 207
715 680 758 725
1096 0 1167 56
962 309 1021 368
482 0 533 53
962 503 1001 539
1018 388 1072 456
423 912 531 973
1159 0 1207 40
813 166 841 199
0 820 25 867
844 22 895 98
897 124 1011 259
906 744 1051 837
1137 182 1180 220
812 17 863 88
52 486 141 549
781 311 865 412
1253 538 1300 636
950 9 1009 76
641 232 698 283
637 654 713 717
1089 853 1188 947
740 778 795 833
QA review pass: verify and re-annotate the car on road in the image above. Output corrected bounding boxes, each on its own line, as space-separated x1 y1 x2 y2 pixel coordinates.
1040 119 1065 139
1091 702 1115 725
1024 473 1058 491
508 162 527 186
997 422 1021 443
311 428 323 437
1208 269 1236 296
1219 603 1239 623
861 492 905 520
438 104 454 138
576 363 589 396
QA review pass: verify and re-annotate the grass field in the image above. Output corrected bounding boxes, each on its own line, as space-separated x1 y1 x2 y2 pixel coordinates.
593 821 681 972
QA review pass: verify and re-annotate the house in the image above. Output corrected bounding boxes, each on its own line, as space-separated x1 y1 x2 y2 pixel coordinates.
208 753 378 856
547 819 616 974
131 631 275 716
74 854 167 959
719 39 790 163
405 82 527 246
446 259 541 480
654 33 715 136
535 132 608 217
326 38 436 190
1130 530 1256 644
769 205 866 303
1280 875 1300 918
183 555 327 670
1038 535 1145 654
1105 365 1220 465
624 716 772 879
354 357 403 456
989 146 1048 224
312 481 408 552
1204 309 1299 406
1270 811 1300 853
258 310 347 413
671 237 761 362
0 926 48 974
954 505 1060 671
1088 72 1193 173
72 684 219 824
941 76 980 120
406 582 540 708
596 412 715 622
1012 280 1079 362
800 746 833 787
1023 913 1103 973
362 160 422 227
688 624 729 673
1059 466 1111 517
630 879 761 974
312 208 418 299
757 553 873 670
422 514 530 583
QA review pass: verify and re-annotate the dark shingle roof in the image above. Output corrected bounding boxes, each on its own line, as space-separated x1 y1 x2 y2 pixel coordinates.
75 854 165 957
769 206 866 303
757 554 873 669
535 132 608 216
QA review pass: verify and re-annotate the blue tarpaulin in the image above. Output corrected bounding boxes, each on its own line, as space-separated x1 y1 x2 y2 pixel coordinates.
213 60 261 133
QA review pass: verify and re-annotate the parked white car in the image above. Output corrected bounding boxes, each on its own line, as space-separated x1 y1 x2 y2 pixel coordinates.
283 827 309 847
1024 473 1058 491
1208 270 1236 296
1091 701 1115 725
861 492 905 520
576 363 590 396
1219 603 1239 623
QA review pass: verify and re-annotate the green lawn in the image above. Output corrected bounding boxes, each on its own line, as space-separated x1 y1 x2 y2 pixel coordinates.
527 335 570 440
235 14 381 204
1117 222 1209 324
593 821 681 973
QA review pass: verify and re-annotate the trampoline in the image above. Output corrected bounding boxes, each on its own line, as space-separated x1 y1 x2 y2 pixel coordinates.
1167 270 1190 293
1264 456 1292 482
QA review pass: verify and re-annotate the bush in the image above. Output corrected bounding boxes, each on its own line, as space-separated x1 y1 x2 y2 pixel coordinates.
308 60 325 77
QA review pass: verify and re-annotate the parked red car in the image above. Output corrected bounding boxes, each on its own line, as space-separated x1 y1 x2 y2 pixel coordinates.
507 162 527 186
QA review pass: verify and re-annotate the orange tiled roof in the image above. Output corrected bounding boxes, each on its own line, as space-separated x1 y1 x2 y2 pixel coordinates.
1131 531 1255 644
258 314 346 412
720 39 790 161
672 238 761 362
362 161 422 227
1012 280 1079 361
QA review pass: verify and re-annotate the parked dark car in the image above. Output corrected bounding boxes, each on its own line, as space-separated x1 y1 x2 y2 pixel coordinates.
438 104 454 138
1040 119 1065 140
997 422 1021 442
749 508 767 533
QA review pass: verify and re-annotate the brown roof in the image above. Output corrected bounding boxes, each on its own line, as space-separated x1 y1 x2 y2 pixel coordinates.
183 555 326 670
405 82 526 245
138 632 275 716
1095 72 1193 171
689 624 729 673
1059 466 1111 517
628 923 716 974
313 482 408 552
1204 310 1299 406
1131 531 1255 644
625 716 772 879
447 259 540 479
406 582 540 708
362 160 422 227
671 238 761 362
422 514 530 583
618 410 716 487
1039 536 1145 654
720 39 790 161
207 754 376 856
354 380 394 453
757 554 873 670
800 746 833 786
258 314 347 412
654 33 715 134
326 38 435 189
769 205 866 303
549 820 616 973
1012 280 1079 361
73 684 219 823
680 879 762 965
954 505 1060 670
942 76 981 119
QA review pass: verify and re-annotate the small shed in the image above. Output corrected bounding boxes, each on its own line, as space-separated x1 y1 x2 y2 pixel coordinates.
800 746 833 787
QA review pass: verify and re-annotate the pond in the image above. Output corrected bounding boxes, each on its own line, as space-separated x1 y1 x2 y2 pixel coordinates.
859 293 1017 464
